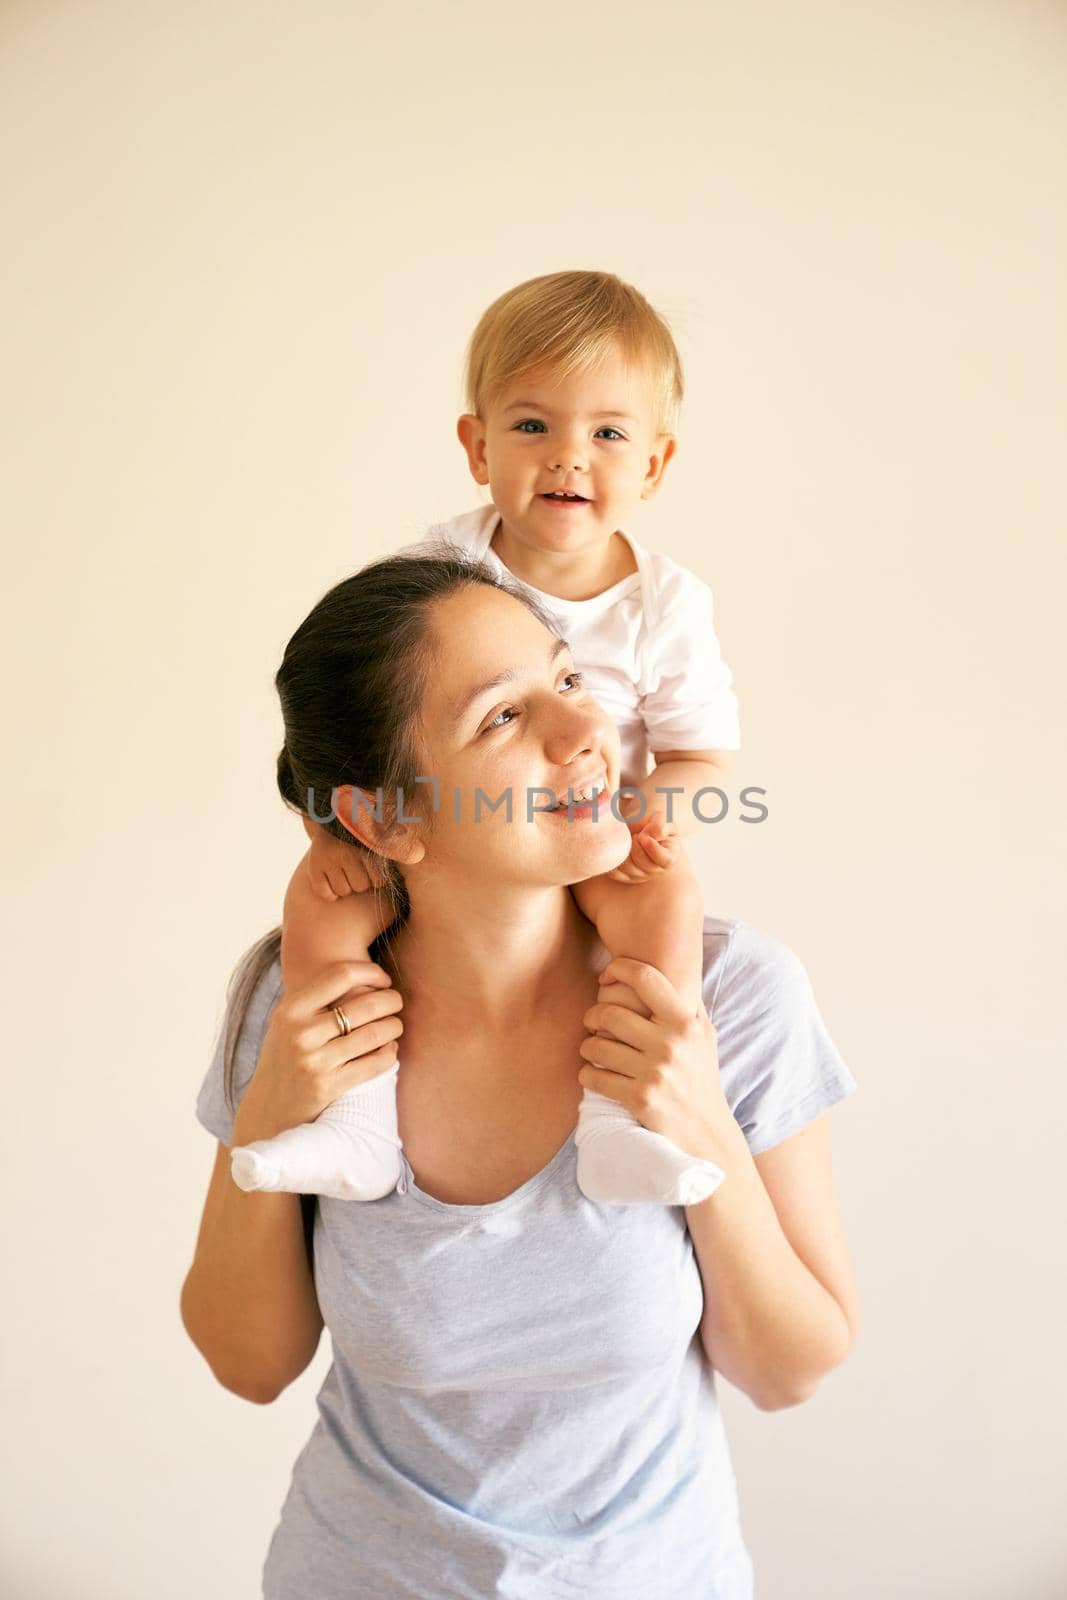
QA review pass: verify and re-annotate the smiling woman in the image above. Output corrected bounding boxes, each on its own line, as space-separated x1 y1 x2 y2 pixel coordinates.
181 546 858 1600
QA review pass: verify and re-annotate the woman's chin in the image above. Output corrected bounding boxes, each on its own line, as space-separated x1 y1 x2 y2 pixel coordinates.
561 820 633 877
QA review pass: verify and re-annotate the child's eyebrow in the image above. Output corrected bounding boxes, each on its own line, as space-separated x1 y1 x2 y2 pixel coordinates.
501 401 638 423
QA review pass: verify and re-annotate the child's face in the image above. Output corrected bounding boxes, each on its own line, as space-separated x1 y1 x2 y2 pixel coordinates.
458 345 676 549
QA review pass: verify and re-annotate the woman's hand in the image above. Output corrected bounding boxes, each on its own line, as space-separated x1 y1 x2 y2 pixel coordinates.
577 957 734 1158
606 802 680 885
231 961 403 1147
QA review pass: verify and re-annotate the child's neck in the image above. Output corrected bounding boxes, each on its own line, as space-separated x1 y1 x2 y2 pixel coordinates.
489 518 638 602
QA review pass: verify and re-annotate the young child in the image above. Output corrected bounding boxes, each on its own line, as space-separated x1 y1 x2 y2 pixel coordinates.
230 269 741 1207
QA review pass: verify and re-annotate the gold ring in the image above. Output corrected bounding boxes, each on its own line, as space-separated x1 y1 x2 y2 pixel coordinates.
332 1005 352 1038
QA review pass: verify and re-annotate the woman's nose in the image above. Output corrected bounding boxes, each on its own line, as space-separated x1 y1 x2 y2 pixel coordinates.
543 692 610 767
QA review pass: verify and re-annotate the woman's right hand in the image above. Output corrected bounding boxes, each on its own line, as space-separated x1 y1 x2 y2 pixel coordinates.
231 961 404 1147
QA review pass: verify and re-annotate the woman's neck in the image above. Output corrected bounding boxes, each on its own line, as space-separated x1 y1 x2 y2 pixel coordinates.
381 881 604 1033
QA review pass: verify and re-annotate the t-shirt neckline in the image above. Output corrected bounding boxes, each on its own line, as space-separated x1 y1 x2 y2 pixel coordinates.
398 1127 578 1215
479 511 643 610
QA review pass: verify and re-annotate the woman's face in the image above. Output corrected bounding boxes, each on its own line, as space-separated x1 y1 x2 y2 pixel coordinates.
406 584 631 888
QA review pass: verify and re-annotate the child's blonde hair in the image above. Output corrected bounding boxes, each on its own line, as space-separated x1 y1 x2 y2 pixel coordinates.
463 270 684 435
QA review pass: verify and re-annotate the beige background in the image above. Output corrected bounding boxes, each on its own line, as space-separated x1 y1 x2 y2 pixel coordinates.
2 1 1064 1595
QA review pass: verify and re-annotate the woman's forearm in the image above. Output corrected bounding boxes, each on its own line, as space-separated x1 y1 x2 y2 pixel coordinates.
181 1123 323 1403
685 1119 852 1409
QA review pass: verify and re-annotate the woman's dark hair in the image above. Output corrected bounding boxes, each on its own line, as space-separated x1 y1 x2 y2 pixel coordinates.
220 542 562 1119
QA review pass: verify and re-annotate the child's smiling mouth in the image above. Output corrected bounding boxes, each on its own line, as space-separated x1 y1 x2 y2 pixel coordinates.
540 492 590 505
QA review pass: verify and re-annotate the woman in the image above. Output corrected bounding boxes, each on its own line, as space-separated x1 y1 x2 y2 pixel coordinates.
181 551 860 1599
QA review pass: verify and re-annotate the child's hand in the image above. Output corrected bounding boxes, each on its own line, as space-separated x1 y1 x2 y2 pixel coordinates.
305 825 386 902
607 804 680 885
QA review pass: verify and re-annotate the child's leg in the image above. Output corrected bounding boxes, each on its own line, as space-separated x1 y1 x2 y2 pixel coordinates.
573 851 707 1015
229 853 405 1202
570 853 726 1207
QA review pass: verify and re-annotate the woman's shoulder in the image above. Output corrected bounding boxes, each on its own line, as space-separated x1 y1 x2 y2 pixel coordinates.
194 940 283 1146
699 915 858 1155
700 914 811 1011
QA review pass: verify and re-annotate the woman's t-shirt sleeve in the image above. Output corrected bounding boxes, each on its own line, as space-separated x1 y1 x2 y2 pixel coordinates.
194 955 283 1146
706 921 858 1155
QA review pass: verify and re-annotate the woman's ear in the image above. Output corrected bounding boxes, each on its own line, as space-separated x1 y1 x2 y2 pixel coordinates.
335 784 427 867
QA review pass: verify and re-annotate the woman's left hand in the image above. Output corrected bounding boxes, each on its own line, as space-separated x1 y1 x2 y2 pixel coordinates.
577 957 734 1157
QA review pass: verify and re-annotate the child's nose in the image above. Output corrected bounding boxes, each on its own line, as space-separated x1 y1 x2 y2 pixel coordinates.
547 434 589 472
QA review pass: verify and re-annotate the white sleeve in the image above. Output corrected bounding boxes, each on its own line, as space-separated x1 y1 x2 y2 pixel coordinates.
639 567 741 753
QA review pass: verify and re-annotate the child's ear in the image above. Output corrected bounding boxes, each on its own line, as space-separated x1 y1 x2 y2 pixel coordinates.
456 413 490 485
641 433 677 500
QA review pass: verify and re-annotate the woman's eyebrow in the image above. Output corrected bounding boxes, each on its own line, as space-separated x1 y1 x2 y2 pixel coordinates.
451 636 570 725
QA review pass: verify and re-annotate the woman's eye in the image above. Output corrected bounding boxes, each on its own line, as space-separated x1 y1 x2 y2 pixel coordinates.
514 418 546 434
595 427 624 441
481 671 584 734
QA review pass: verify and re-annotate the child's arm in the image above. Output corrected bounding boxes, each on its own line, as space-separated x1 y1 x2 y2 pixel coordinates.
640 749 733 841
300 816 381 901
572 823 706 1016
606 750 729 885
281 846 394 996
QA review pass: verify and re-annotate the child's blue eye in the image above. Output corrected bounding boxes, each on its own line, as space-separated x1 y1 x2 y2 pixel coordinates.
514 419 547 434
595 427 625 441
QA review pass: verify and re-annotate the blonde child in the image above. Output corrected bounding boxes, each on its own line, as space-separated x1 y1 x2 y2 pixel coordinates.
231 269 740 1206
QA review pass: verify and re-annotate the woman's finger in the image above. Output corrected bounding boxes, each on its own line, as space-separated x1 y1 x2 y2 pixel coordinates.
582 1000 659 1050
338 1039 401 1091
578 1032 638 1077
322 1007 404 1072
595 979 652 1018
287 959 394 1021
596 957 690 1024
577 1062 634 1106
304 984 404 1053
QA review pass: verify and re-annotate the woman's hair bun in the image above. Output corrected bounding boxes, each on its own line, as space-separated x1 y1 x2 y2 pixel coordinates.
276 744 302 809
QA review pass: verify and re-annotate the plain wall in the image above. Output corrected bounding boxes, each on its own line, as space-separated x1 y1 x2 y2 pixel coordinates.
2 1 1065 1595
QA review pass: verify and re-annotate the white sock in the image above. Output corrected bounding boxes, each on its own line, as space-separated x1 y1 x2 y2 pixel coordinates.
230 1062 402 1202
574 1086 726 1206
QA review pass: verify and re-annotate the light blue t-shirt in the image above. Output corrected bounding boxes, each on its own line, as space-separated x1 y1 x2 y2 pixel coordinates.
195 916 858 1599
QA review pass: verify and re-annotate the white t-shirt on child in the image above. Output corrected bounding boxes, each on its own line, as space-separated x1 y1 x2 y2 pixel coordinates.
399 503 741 789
